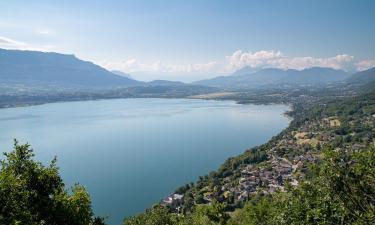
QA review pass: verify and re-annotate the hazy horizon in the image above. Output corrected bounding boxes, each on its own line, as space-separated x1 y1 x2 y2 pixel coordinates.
1 0 375 81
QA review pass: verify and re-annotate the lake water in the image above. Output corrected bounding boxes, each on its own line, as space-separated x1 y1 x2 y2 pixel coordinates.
0 98 289 224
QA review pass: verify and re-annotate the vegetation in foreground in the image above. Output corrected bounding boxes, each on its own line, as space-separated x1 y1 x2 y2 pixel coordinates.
0 140 106 225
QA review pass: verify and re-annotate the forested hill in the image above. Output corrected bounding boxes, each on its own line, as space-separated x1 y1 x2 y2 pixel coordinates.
123 87 375 224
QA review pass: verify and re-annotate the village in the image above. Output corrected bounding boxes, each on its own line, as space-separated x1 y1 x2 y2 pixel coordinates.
161 109 375 211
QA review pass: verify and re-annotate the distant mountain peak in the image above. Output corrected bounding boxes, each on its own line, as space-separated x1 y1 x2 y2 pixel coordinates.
231 66 260 76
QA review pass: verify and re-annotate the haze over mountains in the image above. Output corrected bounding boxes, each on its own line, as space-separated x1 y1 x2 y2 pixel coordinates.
0 49 142 89
0 48 374 92
194 66 351 89
110 70 134 80
0 49 209 91
347 67 375 84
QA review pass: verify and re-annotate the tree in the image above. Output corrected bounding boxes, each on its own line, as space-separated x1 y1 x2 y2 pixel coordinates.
229 147 375 225
228 196 274 225
179 201 229 225
123 205 178 225
0 140 106 225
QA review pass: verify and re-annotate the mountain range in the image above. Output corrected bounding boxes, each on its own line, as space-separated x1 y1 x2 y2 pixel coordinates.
0 48 374 92
346 67 375 84
194 67 351 89
0 49 141 89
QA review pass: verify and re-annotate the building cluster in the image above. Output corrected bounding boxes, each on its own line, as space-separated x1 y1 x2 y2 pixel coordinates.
161 109 375 212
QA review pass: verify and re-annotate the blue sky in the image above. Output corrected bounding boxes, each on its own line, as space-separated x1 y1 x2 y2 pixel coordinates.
0 0 375 81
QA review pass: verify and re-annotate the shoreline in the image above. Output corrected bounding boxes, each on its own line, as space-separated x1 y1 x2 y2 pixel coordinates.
0 97 292 224
0 94 292 110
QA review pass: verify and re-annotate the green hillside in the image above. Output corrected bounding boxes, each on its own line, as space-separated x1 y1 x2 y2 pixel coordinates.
124 89 375 224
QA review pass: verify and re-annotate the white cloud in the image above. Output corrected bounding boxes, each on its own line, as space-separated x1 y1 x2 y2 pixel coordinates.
355 60 375 71
101 50 375 78
227 50 283 69
0 36 28 49
99 59 220 74
0 36 55 51
226 50 356 71
99 50 375 81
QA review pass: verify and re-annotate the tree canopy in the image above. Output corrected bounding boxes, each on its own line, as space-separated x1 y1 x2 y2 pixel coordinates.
0 140 106 225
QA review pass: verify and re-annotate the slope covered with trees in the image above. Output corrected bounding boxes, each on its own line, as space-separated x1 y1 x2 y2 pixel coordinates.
123 89 375 224
123 148 374 225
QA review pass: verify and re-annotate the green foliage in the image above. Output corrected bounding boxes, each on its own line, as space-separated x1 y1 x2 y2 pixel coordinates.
228 196 275 225
218 149 268 179
187 201 229 225
229 148 375 225
0 140 106 225
125 147 375 225
124 201 229 225
123 205 179 225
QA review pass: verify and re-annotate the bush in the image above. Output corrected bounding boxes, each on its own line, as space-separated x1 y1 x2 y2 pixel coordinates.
0 140 106 225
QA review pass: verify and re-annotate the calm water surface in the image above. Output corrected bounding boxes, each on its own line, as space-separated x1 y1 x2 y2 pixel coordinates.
0 98 289 224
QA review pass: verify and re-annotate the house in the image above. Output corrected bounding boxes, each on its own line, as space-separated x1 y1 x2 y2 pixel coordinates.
329 118 341 127
161 194 183 208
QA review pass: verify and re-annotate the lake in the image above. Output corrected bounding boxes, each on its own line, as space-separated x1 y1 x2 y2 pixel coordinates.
0 98 289 224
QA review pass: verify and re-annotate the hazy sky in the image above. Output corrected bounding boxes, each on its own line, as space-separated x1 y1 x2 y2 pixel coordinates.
1 0 375 81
